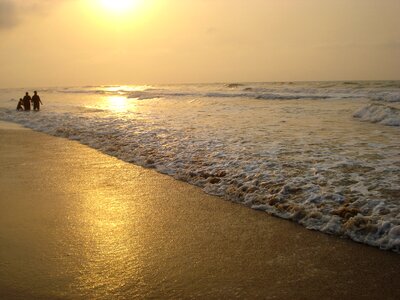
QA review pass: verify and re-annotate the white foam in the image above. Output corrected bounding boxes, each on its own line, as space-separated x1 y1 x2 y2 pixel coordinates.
353 104 400 126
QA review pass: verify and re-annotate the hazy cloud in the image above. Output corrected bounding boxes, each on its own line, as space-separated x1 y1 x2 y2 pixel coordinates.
384 41 400 49
0 0 67 30
313 41 400 50
0 0 18 29
206 27 217 35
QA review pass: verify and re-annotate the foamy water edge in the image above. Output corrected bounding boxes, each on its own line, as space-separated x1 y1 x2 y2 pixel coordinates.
1 107 399 254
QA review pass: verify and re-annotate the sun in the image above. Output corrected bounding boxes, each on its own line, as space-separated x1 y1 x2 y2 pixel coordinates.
100 0 139 14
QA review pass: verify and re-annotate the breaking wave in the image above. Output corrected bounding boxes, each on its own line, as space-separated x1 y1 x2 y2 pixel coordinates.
354 104 400 126
11 80 397 102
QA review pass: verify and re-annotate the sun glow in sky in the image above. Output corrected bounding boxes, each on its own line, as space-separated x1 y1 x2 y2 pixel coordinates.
100 0 141 14
0 0 399 88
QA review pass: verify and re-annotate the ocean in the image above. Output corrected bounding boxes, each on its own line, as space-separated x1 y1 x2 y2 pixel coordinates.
1 81 399 252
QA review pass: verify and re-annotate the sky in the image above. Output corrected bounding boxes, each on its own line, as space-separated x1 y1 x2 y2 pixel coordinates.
0 0 399 88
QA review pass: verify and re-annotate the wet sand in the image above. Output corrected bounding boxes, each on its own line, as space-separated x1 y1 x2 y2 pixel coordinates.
0 121 399 299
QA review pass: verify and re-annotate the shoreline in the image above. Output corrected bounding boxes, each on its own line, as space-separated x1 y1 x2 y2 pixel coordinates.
0 121 399 299
1 92 399 254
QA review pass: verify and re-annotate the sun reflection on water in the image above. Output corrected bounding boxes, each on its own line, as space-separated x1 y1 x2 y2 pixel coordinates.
106 96 130 112
82 85 148 113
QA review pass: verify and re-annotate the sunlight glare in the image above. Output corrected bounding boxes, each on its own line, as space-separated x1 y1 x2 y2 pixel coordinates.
106 96 129 112
100 0 140 14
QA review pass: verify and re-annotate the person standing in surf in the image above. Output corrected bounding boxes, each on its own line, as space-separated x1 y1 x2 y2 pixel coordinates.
23 92 31 111
32 91 43 111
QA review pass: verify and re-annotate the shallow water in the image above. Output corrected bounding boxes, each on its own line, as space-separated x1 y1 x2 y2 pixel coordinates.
1 81 399 252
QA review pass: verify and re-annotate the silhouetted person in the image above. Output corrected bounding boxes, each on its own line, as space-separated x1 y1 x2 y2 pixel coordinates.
16 98 24 111
23 92 31 111
32 91 43 111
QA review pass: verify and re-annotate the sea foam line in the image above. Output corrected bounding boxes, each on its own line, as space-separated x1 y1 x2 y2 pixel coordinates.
1 108 399 253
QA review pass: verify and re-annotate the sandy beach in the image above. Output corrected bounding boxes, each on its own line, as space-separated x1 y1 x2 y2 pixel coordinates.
0 121 399 299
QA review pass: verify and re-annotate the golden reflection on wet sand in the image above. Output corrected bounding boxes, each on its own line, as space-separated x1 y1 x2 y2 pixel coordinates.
71 193 141 297
56 157 153 298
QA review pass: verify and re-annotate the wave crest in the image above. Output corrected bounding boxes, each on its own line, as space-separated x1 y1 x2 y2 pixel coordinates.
353 104 400 126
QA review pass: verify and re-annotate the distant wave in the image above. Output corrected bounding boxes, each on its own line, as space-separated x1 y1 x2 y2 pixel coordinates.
126 90 341 101
254 94 334 100
225 83 244 88
127 90 196 100
106 82 400 102
59 89 108 95
353 104 400 126
369 93 400 103
4 81 398 103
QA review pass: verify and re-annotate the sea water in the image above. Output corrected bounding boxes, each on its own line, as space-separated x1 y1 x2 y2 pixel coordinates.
1 81 399 252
